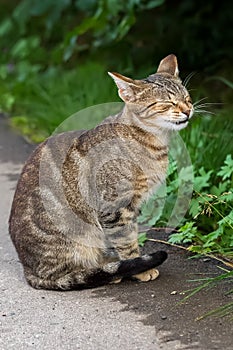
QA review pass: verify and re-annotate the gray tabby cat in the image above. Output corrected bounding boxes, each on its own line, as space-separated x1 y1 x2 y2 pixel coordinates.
9 54 193 290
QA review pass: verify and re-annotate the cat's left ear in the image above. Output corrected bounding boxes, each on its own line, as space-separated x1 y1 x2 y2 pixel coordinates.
108 72 139 102
157 54 179 77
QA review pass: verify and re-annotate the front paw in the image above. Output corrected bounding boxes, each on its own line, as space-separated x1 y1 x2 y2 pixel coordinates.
133 268 159 282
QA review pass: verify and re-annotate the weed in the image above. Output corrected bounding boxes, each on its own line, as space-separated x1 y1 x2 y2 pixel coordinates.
181 269 233 321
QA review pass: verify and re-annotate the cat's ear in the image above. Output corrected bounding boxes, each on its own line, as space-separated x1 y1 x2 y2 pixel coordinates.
108 72 138 102
157 54 179 77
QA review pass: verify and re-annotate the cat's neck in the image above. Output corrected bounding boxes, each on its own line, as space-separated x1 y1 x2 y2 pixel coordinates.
114 105 171 146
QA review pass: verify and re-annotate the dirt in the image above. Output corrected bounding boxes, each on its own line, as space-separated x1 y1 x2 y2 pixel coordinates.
93 233 233 349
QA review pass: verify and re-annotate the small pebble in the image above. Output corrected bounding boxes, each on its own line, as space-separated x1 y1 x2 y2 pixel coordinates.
171 290 177 295
161 315 167 320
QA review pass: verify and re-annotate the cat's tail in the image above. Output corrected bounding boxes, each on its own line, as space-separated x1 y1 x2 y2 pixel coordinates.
25 251 167 290
84 251 167 288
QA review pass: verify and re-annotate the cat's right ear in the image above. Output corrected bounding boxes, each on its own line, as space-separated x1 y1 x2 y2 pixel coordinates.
108 72 138 102
157 54 179 77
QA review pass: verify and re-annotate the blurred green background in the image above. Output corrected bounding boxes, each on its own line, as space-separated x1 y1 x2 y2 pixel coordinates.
0 0 232 142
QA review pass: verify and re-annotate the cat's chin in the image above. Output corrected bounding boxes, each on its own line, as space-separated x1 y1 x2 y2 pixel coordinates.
156 120 189 131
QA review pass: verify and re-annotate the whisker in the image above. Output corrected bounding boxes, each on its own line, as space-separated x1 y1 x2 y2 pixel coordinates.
183 71 197 87
187 88 197 92
195 102 223 107
193 97 208 106
194 102 223 116
194 109 216 115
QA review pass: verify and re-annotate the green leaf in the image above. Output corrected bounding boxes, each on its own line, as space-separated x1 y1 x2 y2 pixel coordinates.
0 19 13 37
140 0 165 10
194 167 213 192
189 198 200 218
138 233 147 246
168 222 197 244
211 183 228 196
138 183 166 225
12 0 31 33
117 13 136 40
75 0 97 12
217 154 233 180
0 93 15 112
0 65 8 80
11 37 40 59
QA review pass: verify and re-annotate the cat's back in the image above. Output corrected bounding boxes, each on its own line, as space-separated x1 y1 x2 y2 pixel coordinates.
9 130 86 237
11 129 86 198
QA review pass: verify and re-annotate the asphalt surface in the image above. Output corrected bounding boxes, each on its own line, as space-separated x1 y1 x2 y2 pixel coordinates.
0 114 232 350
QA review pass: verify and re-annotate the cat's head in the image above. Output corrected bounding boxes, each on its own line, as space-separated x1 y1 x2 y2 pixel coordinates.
108 54 193 131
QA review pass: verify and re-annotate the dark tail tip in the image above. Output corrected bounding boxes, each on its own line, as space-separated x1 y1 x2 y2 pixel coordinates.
150 250 168 265
117 250 167 277
83 251 168 289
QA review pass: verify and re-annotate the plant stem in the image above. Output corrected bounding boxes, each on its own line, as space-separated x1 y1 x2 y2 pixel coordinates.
148 238 233 268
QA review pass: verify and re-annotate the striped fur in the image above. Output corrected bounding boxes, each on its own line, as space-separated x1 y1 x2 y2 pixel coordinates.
9 55 192 290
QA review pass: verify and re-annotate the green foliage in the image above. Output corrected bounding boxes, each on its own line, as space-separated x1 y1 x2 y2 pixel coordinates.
218 155 233 181
138 233 148 247
193 168 213 192
0 0 232 76
168 222 198 244
138 183 167 226
0 0 166 77
168 153 233 257
1 61 118 142
180 113 233 173
139 126 233 258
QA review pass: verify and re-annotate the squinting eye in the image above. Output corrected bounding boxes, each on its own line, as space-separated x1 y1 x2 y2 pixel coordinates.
147 101 158 108
186 96 192 104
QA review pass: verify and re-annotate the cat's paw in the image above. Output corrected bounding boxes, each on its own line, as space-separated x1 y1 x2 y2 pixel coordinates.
133 268 159 282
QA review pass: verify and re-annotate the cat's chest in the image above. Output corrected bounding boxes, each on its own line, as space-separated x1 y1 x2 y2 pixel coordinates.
95 143 168 210
143 153 168 197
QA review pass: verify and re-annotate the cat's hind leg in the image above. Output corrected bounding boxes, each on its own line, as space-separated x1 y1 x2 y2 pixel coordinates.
24 266 87 290
24 249 167 290
105 219 164 283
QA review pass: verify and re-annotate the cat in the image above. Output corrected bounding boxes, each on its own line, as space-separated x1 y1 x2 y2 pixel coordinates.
9 54 193 290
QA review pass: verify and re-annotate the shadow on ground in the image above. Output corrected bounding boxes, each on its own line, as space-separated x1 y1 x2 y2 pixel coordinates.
91 232 233 349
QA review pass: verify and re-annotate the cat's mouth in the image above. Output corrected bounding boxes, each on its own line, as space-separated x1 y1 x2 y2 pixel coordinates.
174 117 189 125
165 116 189 130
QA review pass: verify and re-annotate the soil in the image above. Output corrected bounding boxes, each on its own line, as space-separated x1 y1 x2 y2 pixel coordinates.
93 232 233 349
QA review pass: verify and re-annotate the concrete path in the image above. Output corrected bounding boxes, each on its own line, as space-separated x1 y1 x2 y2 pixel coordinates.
0 115 232 350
